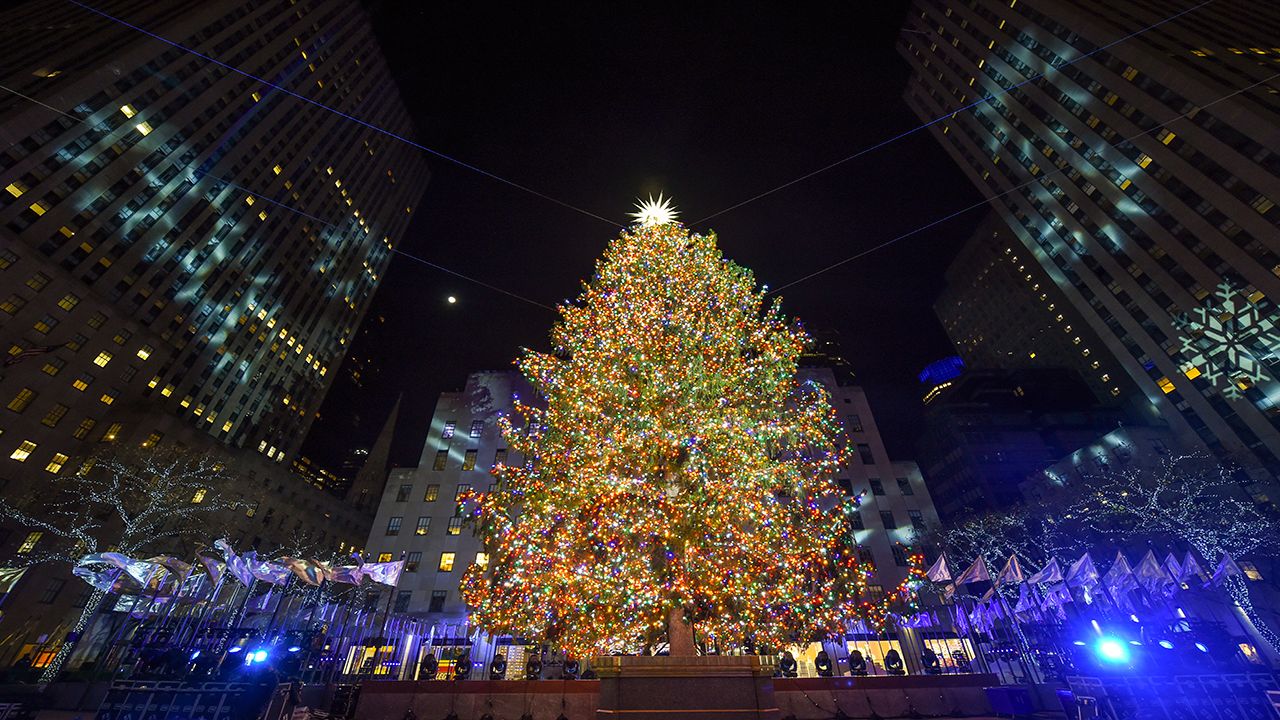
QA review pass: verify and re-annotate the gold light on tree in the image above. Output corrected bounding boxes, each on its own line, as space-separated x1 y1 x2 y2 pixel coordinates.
461 204 903 656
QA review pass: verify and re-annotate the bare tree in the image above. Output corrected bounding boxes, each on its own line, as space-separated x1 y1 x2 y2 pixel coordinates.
0 444 242 682
917 502 1089 572
1069 453 1280 654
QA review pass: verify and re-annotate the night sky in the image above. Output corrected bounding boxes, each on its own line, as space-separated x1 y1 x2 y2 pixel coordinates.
302 2 986 471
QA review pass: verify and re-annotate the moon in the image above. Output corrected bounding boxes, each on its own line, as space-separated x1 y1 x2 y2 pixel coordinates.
447 295 457 304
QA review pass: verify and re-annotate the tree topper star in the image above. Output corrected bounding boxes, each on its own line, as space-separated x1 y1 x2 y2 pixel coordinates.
629 192 679 226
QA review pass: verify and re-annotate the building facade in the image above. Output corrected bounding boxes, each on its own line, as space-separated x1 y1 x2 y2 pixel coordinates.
0 0 426 667
900 0 1280 501
935 212 1137 404
368 363 942 629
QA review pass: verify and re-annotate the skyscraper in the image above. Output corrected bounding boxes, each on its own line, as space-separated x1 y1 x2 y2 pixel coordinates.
0 0 429 471
900 0 1280 499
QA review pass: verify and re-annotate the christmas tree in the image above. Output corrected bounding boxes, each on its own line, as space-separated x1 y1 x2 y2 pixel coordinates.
461 198 896 656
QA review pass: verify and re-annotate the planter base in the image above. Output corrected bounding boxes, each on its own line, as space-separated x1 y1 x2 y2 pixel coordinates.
593 655 779 720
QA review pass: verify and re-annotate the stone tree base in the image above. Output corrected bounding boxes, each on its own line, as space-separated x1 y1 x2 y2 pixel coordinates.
594 655 779 720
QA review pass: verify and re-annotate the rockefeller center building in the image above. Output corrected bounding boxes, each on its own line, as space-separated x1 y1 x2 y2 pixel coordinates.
0 0 427 664
900 0 1280 502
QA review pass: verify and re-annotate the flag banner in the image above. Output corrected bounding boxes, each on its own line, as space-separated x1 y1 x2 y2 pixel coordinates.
197 555 224 585
924 554 952 583
1065 553 1099 588
244 552 292 586
0 567 27 596
1013 583 1038 614
3 343 64 367
214 539 254 586
1182 551 1206 582
1163 553 1185 584
97 552 163 588
280 557 325 586
1026 558 1063 585
1134 550 1173 595
1103 551 1139 595
361 560 405 587
995 555 1025 586
1210 552 1244 587
72 564 120 593
953 556 991 585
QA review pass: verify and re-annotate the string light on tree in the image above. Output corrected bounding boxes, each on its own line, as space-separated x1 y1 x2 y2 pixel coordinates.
460 199 918 657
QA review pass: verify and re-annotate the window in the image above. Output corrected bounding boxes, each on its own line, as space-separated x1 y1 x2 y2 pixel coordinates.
475 552 489 568
1239 561 1263 581
424 484 439 502
879 511 897 529
57 293 80 311
442 421 456 438
191 488 207 504
395 484 412 502
43 453 69 474
867 584 885 602
869 479 885 496
858 547 875 567
896 478 914 495
101 422 123 442
415 517 431 535
33 315 58 334
385 517 402 536
429 590 446 612
469 420 484 438
892 546 909 567
494 448 507 467
447 517 463 535
7 387 37 413
93 351 112 367
72 418 96 439
438 552 455 572
136 345 153 360
16 531 41 554
140 432 162 448
909 510 926 531
71 373 92 391
41 358 65 376
455 484 471 501
394 590 412 613
462 449 477 471
99 389 117 406
25 273 50 291
10 440 36 461
857 443 875 464
245 501 258 518
851 512 864 530
86 313 107 329
433 450 447 470
0 295 25 314
38 578 65 604
377 552 393 563
406 551 422 572
846 414 863 433
40 404 68 428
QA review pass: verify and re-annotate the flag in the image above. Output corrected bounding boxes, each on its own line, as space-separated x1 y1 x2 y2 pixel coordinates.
214 539 254 586
244 553 292 585
953 557 991 585
1103 551 1138 595
924 554 951 583
1163 553 1185 584
3 343 64 367
1210 552 1244 586
995 555 1025 586
1065 553 1099 588
72 564 121 592
1013 583 1038 614
98 552 163 587
1026 558 1063 585
197 555 224 585
1182 551 1206 581
1134 550 1173 595
0 567 27 596
280 557 325 586
360 560 405 587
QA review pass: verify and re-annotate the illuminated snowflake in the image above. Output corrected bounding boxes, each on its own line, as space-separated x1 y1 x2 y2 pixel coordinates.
1172 283 1280 399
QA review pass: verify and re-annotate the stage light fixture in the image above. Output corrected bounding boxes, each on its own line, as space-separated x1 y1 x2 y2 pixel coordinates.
1096 638 1130 664
228 646 243 653
1194 642 1209 653
288 646 301 653
1129 614 1140 623
1158 640 1174 649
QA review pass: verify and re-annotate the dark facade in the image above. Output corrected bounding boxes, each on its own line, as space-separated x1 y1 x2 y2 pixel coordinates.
916 367 1137 520
900 0 1280 502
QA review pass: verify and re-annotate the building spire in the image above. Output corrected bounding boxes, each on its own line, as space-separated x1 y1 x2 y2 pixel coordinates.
345 394 401 511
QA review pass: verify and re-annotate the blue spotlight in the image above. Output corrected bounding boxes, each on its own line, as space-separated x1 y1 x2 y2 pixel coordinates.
1158 640 1174 650
1128 640 1142 646
253 650 268 663
1072 640 1087 646
1096 638 1130 664
287 646 301 653
227 646 243 653
1194 642 1209 653
190 650 201 660
1129 614 1140 623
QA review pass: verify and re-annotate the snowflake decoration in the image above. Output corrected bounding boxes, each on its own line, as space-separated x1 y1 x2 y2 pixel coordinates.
1172 283 1280 399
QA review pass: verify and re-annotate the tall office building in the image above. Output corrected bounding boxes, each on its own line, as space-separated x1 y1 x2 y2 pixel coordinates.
935 213 1137 404
0 0 429 471
900 0 1280 499
368 362 941 632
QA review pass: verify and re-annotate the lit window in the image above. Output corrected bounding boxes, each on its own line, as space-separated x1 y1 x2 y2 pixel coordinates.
93 350 112 367
41 404 68 427
469 420 484 438
7 387 37 413
120 104 137 118
16 531 42 554
462 449 477 471
140 432 162 448
102 422 123 442
424 484 439 502
447 517 463 535
438 552 455 572
29 201 48 216
273 164 282 174
72 418 96 439
377 552 394 563
475 552 489 568
135 121 152 135
1157 376 1176 394
4 181 27 197
442 421 456 438
415 517 431 535
455 484 471 501
433 450 447 471
10 440 37 461
245 501 258 518
99 390 116 405
32 315 57 334
136 345 153 360
57 293 79 311
252 91 261 102
190 488 207 504
1184 366 1202 380
45 453 69 474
